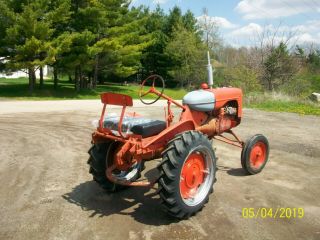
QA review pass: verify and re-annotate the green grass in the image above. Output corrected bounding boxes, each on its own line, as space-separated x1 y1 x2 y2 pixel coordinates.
247 100 320 115
0 77 187 100
245 92 320 116
1 77 319 116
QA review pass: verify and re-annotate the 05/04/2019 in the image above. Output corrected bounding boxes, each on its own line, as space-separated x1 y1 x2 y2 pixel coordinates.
242 207 304 219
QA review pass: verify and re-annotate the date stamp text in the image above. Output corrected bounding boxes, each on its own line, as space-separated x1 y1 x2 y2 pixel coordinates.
242 207 304 219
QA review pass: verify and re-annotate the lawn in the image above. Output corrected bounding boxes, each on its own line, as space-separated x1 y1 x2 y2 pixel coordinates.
247 100 320 115
1 77 319 116
0 77 187 100
245 92 320 116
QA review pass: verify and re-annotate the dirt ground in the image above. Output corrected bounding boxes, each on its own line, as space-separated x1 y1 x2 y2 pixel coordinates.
0 100 319 240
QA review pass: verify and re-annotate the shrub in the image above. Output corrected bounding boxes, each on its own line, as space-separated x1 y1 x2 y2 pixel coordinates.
221 65 262 93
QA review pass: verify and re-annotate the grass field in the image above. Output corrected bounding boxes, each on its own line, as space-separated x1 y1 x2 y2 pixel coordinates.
1 77 319 115
0 77 187 100
245 92 320 116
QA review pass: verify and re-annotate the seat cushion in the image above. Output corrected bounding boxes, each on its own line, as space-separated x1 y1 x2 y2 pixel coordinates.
131 120 166 138
103 116 166 138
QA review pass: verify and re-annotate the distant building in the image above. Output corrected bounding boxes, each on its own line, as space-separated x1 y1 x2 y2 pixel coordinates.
0 66 49 79
0 58 49 79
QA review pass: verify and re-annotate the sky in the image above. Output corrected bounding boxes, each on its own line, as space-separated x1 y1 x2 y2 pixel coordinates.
131 0 320 47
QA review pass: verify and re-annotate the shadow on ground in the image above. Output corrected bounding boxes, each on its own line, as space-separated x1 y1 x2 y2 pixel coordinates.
217 165 248 177
62 180 178 226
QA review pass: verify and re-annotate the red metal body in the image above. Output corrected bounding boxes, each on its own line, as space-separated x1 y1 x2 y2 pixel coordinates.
209 88 243 118
92 83 244 187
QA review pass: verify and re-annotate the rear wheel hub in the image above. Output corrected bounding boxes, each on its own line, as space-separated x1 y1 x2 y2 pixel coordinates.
180 153 205 199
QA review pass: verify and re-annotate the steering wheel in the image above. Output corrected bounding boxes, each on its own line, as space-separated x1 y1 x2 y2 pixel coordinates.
139 74 165 105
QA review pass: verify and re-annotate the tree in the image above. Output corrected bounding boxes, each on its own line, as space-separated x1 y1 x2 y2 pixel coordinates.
182 10 198 33
165 24 207 88
56 30 95 91
141 6 202 83
46 0 71 89
307 49 320 72
0 0 70 92
164 6 183 37
6 0 52 92
0 1 15 72
263 42 298 91
141 6 170 78
197 8 221 54
63 0 152 90
222 65 261 93
1 0 152 92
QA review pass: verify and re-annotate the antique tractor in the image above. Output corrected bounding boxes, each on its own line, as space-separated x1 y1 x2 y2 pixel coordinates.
87 53 269 219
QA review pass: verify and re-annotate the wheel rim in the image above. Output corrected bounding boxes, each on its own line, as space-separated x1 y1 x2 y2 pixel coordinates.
179 147 214 206
106 142 141 181
249 142 267 169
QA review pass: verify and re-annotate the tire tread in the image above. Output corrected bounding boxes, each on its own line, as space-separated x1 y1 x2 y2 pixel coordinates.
157 130 216 219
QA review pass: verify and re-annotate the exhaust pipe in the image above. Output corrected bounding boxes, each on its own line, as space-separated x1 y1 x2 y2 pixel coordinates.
207 51 213 89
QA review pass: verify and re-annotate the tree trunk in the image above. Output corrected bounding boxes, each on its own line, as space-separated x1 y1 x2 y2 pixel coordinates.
79 66 84 89
68 74 73 83
53 66 58 90
75 67 80 92
39 66 44 89
88 75 93 89
267 77 272 91
28 67 34 93
93 55 99 88
32 69 36 89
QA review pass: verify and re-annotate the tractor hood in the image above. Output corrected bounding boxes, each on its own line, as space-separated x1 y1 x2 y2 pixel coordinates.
182 90 215 112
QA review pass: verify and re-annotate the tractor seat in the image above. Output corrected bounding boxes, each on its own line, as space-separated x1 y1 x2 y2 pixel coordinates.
103 116 166 138
131 120 166 138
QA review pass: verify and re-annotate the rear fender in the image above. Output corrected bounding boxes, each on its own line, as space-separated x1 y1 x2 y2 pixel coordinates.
142 120 195 149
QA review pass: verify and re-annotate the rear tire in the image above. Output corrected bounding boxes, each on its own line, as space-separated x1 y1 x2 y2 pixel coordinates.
157 131 216 219
87 141 123 192
241 134 269 175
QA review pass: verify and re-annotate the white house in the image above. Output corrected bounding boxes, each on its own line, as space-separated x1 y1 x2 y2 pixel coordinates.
0 58 49 79
0 66 49 79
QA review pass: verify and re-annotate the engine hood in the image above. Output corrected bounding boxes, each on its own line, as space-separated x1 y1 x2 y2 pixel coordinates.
182 90 215 112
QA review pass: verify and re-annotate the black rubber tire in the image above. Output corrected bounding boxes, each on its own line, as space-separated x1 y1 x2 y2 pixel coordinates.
241 134 269 175
157 131 216 219
87 141 125 192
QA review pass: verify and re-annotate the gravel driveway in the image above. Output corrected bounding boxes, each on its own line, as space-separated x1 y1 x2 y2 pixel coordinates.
0 100 319 240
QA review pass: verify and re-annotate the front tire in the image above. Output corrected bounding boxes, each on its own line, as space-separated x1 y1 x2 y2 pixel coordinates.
157 131 216 219
241 134 269 175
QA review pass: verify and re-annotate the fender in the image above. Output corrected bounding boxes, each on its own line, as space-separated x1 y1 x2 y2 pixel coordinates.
142 120 195 149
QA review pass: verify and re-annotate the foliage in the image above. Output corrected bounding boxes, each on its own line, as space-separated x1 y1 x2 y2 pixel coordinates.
263 42 298 91
279 75 312 97
165 24 207 88
221 65 261 93
0 0 153 92
141 6 170 78
0 1 319 107
141 6 202 86
0 0 71 92
307 49 320 72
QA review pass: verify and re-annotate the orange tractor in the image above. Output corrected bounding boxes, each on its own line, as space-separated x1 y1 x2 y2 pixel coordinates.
87 53 269 219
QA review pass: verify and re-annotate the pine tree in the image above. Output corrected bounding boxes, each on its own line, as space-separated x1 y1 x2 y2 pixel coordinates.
0 0 71 92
